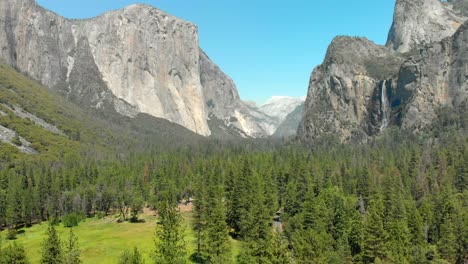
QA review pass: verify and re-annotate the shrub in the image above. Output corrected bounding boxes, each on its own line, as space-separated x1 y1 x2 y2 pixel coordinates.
11 132 22 146
6 228 17 240
62 213 81 228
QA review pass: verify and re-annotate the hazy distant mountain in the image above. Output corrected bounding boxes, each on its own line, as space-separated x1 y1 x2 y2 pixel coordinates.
259 96 305 124
272 104 304 138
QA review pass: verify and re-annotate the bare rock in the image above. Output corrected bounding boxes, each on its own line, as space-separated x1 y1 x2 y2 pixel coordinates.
387 0 467 53
298 37 403 142
0 0 211 135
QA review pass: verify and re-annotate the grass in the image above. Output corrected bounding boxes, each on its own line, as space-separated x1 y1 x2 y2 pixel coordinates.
1 211 241 263
2 215 157 263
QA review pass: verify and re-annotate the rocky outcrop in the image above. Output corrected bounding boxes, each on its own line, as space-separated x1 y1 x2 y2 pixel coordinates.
387 0 466 53
1 104 64 135
299 0 468 142
396 21 468 132
200 50 277 137
0 125 37 154
0 0 220 136
298 37 404 142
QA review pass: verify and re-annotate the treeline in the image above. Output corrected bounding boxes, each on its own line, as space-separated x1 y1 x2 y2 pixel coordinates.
0 132 467 263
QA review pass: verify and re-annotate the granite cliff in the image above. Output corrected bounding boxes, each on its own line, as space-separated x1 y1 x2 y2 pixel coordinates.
387 0 466 53
298 0 468 142
0 0 279 137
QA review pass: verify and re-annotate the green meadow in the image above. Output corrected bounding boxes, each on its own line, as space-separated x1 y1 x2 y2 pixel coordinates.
0 211 240 263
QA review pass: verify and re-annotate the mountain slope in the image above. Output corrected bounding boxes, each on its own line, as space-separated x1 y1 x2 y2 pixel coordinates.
0 62 203 166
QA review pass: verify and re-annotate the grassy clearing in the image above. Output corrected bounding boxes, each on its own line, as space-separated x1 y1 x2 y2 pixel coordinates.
1 211 241 263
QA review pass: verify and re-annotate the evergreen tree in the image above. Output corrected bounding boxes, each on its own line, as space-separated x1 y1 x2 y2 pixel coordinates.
41 224 63 264
193 174 209 262
270 231 291 264
64 228 81 264
119 247 144 264
153 201 187 264
0 242 29 264
5 179 23 229
361 195 388 263
381 171 410 262
204 185 231 264
437 214 457 263
129 194 144 223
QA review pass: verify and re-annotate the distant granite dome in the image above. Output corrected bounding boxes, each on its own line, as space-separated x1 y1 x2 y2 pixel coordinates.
272 103 304 138
260 96 304 124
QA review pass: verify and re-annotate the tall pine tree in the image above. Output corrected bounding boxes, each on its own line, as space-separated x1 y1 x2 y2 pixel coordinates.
153 200 187 264
41 224 63 264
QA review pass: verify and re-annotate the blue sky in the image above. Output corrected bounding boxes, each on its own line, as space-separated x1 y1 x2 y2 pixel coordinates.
37 0 396 104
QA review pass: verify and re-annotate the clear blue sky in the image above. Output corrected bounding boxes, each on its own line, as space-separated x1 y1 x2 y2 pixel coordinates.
37 0 396 104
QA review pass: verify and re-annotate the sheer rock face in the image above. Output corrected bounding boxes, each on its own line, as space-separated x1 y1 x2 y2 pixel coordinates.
298 37 403 142
386 0 467 53
0 0 212 135
298 0 468 142
397 21 468 132
199 50 276 137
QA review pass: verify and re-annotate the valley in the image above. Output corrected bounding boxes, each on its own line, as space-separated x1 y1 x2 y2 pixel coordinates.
0 0 467 263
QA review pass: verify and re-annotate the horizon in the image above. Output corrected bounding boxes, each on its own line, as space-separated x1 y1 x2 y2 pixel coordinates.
36 0 396 105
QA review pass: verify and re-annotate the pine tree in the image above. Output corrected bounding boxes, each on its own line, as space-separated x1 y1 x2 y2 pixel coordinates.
361 195 388 263
238 173 276 263
381 171 410 262
437 214 457 263
119 247 144 264
205 185 231 264
129 194 144 223
5 179 23 229
193 174 209 262
64 228 81 264
271 231 291 264
0 242 29 264
41 224 63 264
153 201 187 264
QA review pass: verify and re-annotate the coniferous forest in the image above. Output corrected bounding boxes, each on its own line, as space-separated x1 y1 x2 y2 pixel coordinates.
0 0 467 263
0 128 466 263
